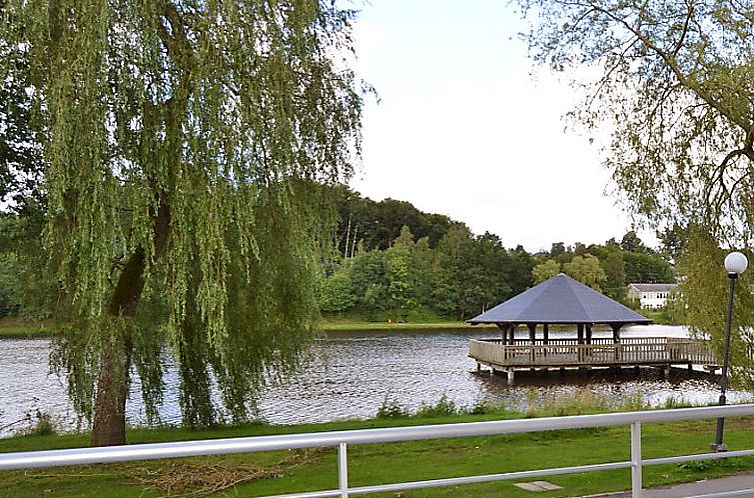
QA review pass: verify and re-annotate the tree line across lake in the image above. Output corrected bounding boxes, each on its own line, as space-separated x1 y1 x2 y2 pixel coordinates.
1 185 678 323
321 186 676 322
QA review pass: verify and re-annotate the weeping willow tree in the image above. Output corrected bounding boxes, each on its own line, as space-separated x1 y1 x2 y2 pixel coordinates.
1 0 363 446
517 1 754 387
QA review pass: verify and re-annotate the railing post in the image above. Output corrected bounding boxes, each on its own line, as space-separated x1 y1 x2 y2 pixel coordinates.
631 422 642 498
338 442 349 498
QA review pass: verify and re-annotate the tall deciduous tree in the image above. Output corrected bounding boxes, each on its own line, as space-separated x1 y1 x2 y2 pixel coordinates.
563 254 607 291
518 0 754 241
0 5 44 211
384 226 417 319
519 0 754 380
532 259 560 284
2 0 363 446
677 227 754 389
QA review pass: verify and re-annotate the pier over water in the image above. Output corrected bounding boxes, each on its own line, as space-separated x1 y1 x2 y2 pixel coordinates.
469 336 718 384
467 273 718 384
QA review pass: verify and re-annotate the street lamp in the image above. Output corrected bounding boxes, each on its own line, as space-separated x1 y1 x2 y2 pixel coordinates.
711 251 748 452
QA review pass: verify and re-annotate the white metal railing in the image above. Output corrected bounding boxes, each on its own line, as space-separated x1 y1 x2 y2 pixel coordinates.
2 404 754 498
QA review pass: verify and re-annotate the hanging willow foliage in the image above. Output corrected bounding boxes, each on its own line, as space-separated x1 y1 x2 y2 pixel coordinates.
1 0 363 444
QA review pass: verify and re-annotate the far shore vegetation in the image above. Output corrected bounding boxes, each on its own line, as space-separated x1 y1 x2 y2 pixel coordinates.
1 394 753 498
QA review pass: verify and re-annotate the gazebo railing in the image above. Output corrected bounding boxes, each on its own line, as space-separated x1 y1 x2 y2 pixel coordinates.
469 338 717 368
482 337 671 347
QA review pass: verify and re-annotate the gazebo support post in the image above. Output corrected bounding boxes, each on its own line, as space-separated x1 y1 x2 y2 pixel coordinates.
577 324 584 345
509 324 516 345
506 368 515 385
543 324 549 345
611 324 622 343
527 323 537 363
586 324 593 344
497 324 510 345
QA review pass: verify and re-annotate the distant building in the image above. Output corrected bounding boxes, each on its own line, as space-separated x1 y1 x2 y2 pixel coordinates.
627 283 678 309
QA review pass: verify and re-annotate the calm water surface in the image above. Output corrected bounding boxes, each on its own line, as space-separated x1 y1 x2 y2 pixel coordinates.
0 325 750 436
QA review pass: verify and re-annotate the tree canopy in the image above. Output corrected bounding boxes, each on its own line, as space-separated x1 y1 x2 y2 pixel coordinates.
519 0 754 243
518 0 754 385
2 0 364 446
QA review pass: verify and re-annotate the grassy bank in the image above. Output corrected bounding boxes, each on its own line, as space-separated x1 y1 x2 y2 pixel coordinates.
2 405 754 498
641 309 680 325
321 320 494 332
0 313 681 336
0 319 54 338
0 320 491 338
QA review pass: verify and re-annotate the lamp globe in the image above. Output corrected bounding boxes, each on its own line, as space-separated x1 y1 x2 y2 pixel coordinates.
724 252 748 276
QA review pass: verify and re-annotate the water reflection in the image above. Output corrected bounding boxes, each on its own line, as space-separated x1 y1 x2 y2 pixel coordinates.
0 325 749 437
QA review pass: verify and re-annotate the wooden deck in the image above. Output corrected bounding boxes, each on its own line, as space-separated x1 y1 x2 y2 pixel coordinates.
469 337 718 382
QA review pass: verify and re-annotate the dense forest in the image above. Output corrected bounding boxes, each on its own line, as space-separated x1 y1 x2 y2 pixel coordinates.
320 187 677 322
0 185 678 322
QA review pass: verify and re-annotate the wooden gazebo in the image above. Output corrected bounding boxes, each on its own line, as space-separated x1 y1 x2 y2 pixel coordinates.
467 274 716 383
468 273 651 344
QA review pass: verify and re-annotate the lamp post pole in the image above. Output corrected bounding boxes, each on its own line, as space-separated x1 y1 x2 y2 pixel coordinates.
711 251 748 452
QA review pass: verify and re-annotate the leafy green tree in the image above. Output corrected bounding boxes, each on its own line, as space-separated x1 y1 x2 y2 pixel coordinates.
0 252 22 317
384 226 417 319
623 252 674 284
410 236 435 309
657 223 689 263
620 231 647 253
361 283 387 322
550 242 566 257
350 249 386 299
517 0 754 380
601 250 626 301
563 255 607 291
508 245 534 295
677 227 754 390
432 228 514 320
319 266 356 315
0 212 51 320
457 233 513 319
532 259 560 284
518 1 754 237
3 0 363 446
432 225 471 318
329 186 467 254
0 18 44 210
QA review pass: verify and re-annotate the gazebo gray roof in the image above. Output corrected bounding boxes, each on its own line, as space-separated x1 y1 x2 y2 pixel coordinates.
468 273 651 325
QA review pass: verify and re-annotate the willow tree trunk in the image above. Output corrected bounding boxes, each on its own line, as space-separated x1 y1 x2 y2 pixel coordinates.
91 203 170 446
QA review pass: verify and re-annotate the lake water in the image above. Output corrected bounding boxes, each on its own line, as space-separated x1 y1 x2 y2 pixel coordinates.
0 325 750 437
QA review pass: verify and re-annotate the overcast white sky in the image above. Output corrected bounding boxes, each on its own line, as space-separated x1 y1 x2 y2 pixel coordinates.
346 0 653 252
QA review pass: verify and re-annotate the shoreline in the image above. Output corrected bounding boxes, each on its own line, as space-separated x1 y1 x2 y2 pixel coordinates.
0 320 499 338
0 314 681 338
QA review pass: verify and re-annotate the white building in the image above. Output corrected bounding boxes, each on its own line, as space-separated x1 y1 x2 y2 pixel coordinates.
627 283 678 309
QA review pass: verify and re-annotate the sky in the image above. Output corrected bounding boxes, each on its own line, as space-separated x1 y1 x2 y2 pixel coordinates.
345 0 654 252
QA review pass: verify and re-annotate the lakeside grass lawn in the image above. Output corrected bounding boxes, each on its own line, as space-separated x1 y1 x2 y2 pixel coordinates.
0 320 496 337
321 320 495 331
0 324 53 338
2 412 754 498
0 310 680 337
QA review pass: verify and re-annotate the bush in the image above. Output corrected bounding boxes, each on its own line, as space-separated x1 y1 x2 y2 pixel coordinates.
466 399 510 415
619 391 651 412
662 395 692 409
376 395 410 419
23 410 57 436
415 394 458 418
540 387 610 417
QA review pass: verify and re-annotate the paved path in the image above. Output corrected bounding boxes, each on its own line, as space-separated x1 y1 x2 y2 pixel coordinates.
588 473 754 497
